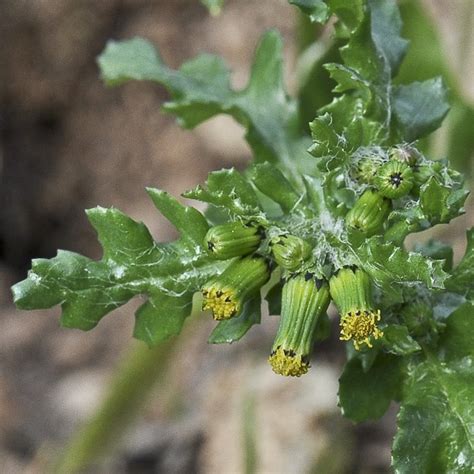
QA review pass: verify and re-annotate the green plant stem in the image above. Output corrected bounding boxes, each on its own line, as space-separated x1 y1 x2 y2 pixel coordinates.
53 340 173 473
242 389 257 474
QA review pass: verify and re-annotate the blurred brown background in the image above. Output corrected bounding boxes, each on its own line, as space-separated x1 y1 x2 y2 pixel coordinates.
1 0 473 473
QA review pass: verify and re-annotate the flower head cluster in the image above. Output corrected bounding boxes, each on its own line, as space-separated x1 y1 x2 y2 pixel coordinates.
198 144 455 373
201 216 387 374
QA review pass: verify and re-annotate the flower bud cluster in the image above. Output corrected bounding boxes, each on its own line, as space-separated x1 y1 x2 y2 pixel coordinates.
347 145 442 235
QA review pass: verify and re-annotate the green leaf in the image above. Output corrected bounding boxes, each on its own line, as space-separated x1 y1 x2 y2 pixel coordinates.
384 205 427 245
86 206 156 263
447 229 474 295
338 353 403 422
419 177 469 225
183 168 261 217
382 325 421 356
324 63 372 100
146 188 209 248
413 239 453 271
439 302 474 361
308 113 348 165
327 0 365 32
367 0 408 75
338 7 384 84
289 0 330 24
392 357 474 473
392 78 450 141
98 32 310 177
208 297 261 344
250 163 301 214
134 292 193 346
12 195 226 342
309 0 407 159
358 237 448 303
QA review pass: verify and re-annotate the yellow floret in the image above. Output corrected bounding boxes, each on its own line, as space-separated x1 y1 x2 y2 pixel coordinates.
202 287 240 320
340 309 383 350
268 346 310 377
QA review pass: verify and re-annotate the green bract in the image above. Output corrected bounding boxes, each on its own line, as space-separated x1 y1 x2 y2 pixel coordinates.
375 160 414 199
205 221 263 260
345 189 391 235
202 256 270 320
270 234 312 271
269 274 330 377
11 0 474 471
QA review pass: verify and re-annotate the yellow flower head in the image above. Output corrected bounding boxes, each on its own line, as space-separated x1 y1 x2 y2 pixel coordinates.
268 346 310 377
329 267 383 350
340 309 383 350
202 286 239 320
201 256 270 321
268 274 330 377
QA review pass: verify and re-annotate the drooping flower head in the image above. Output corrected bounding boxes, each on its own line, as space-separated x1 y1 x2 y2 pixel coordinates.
329 267 383 350
270 234 312 272
205 221 263 260
345 189 391 236
269 274 330 377
202 256 270 320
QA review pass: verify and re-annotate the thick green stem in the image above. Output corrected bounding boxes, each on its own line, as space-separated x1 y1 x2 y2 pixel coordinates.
53 340 173 473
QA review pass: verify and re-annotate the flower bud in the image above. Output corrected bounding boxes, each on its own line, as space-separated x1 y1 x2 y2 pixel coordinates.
345 190 391 236
329 267 383 350
352 156 383 184
202 256 270 320
375 160 414 199
389 145 419 166
270 234 312 271
269 274 330 377
205 221 263 260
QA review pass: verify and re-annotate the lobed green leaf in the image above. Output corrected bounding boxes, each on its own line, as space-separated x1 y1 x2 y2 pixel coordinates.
98 32 312 179
439 302 474 362
12 194 226 343
183 168 261 218
357 237 448 303
392 357 474 473
338 352 403 422
392 78 450 141
381 325 421 356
